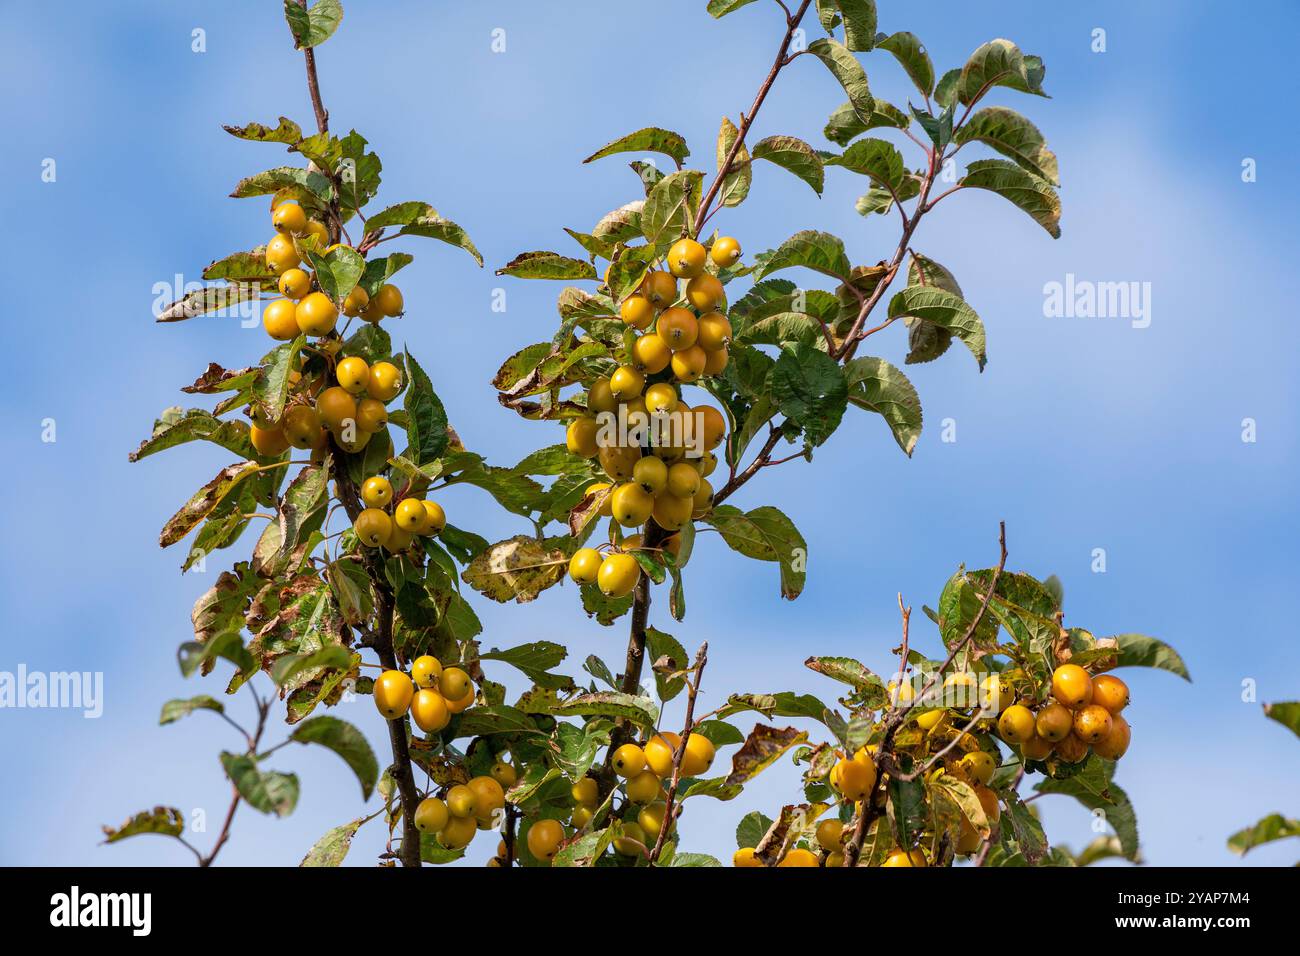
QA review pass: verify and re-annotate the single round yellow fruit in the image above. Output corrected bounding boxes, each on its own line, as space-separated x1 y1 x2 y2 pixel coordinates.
691 478 713 518
609 365 645 400
282 405 322 449
816 819 844 852
272 202 308 235
888 680 917 706
445 685 473 714
446 784 478 819
295 291 338 336
342 285 370 317
277 268 311 301
1054 732 1090 764
711 236 742 268
354 508 392 548
1052 664 1094 709
979 674 1013 714
439 667 472 702
1092 712 1131 759
916 708 943 730
411 655 442 689
585 482 614 517
685 274 725 312
667 238 707 278
360 475 393 508
644 732 681 777
620 294 655 329
356 398 387 434
411 688 451 733
262 299 300 340
1020 733 1054 761
657 307 699 351
566 416 599 458
316 386 357 432
974 784 1000 824
571 777 599 806
681 733 715 776
644 383 679 416
1073 704 1113 744
265 233 301 274
382 522 415 553
438 813 477 850
374 283 404 317
368 361 403 402
998 704 1036 744
394 497 427 533
778 848 820 868
632 455 668 495
1091 674 1130 714
610 482 655 527
249 424 290 457
490 761 517 788
666 461 701 499
361 299 385 324
830 756 877 801
696 312 732 352
613 821 647 856
630 332 672 374
598 554 641 600
671 345 708 383
612 744 647 778
468 776 506 824
703 347 729 376
373 669 414 719
414 797 449 834
335 356 370 395
734 847 762 867
599 445 640 482
882 847 927 868
651 492 693 532
1036 702 1074 742
420 499 446 535
641 270 677 307
569 547 603 585
571 805 594 829
625 771 664 804
958 750 996 786
696 405 726 451
588 377 618 415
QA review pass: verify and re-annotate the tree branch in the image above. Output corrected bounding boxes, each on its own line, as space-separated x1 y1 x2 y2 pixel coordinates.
648 642 709 865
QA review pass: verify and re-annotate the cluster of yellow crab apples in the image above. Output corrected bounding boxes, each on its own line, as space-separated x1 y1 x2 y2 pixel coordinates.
246 198 408 459
351 474 446 554
733 665 1132 867
562 237 740 599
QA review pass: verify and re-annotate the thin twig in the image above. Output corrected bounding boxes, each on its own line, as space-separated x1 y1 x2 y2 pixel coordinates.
648 642 709 864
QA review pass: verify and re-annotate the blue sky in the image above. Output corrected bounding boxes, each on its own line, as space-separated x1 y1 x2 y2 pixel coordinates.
1 0 1297 867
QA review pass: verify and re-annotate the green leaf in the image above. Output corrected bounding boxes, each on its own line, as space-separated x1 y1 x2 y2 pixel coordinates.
1227 813 1300 856
1035 758 1139 859
300 817 369 867
155 283 267 323
807 38 873 123
823 100 909 147
804 656 887 701
202 249 277 282
159 695 223 725
584 127 690 166
1001 790 1049 864
752 230 852 283
290 716 379 800
751 135 824 195
836 0 877 50
252 336 305 425
707 0 759 17
480 641 570 687
229 165 331 202
770 343 848 447
101 807 185 844
719 691 831 725
716 117 752 208
960 158 1061 238
129 408 255 463
363 201 482 265
461 535 566 604
887 285 986 370
705 505 807 599
496 251 597 281
954 107 1058 184
645 627 688 702
831 137 906 194
224 117 303 145
668 851 722 867
956 38 1047 106
1106 633 1191 680
843 356 922 455
1264 701 1300 739
877 31 933 96
270 645 352 688
551 692 658 729
402 349 449 466
304 245 365 304
160 462 266 548
736 810 773 849
641 169 704 249
283 0 343 48
178 630 256 680
220 752 299 817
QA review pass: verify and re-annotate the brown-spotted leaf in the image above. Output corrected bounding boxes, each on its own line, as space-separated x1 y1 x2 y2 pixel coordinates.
725 724 809 787
461 535 567 604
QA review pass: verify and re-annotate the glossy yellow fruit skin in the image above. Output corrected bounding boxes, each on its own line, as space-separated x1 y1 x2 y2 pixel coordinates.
958 751 996 786
637 801 668 839
632 334 671 374
1020 733 1054 761
956 817 982 854
1036 702 1074 742
468 776 506 824
250 424 290 457
411 655 442 688
697 312 732 351
355 508 392 548
382 523 415 553
778 848 820 868
1092 712 1131 759
374 284 404 317
373 669 414 719
915 709 944 731
632 455 668 495
1091 674 1130 714
566 416 599 458
414 797 449 834
830 756 877 801
1073 704 1113 744
657 307 699 351
1052 664 1094 709
439 667 472 702
711 236 742 268
490 761 517 788
588 378 618 415
609 365 645 400
644 383 678 416
611 483 654 527
733 847 762 867
1054 733 1090 764
691 478 713 518
668 238 707 278
361 299 385 323
394 498 427 533
278 268 311 301
612 744 647 778
568 547 603 585
265 233 301 274
446 784 478 819
272 201 307 235
816 819 844 852
882 848 927 868
420 500 446 535
335 356 369 395
625 771 663 804
974 784 1000 824
666 462 701 499
599 446 640 482
641 270 677 307
613 822 647 856
282 406 322 449
316 386 357 433
670 345 707 383
527 819 565 862
644 733 680 777
295 291 339 336
360 476 393 508
571 805 594 828
304 219 329 247
685 274 725 312
438 813 477 850
263 299 300 340
445 687 473 714
342 286 369 317
620 294 655 329
651 492 693 532
571 777 599 806
411 689 450 733
979 675 1013 713
998 704 1036 744
368 362 403 402
680 733 715 776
